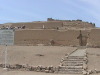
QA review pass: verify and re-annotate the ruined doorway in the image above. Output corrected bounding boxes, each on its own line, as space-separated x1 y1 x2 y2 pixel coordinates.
77 30 88 46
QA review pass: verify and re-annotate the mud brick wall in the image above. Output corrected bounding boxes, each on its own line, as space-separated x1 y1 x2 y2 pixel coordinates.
14 30 80 46
87 29 100 47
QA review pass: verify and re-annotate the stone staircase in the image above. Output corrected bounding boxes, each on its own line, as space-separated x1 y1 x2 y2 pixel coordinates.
56 49 88 74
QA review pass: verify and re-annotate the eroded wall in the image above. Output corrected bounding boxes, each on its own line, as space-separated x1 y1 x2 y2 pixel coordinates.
14 30 80 46
87 28 100 47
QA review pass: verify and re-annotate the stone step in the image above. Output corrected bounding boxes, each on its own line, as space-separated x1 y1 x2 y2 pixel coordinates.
58 69 83 74
62 64 83 66
62 62 84 65
58 69 83 71
63 59 84 61
67 56 84 59
58 70 83 72
57 71 82 74
59 69 83 72
62 61 84 63
62 63 83 66
57 48 87 74
64 58 84 61
59 66 83 69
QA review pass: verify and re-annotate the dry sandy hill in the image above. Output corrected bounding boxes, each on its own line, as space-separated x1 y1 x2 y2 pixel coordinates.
2 19 95 30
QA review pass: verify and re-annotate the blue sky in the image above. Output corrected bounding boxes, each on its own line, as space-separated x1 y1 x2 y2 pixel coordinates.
0 0 100 27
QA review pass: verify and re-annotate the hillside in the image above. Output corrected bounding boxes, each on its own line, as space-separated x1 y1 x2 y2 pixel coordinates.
1 18 95 30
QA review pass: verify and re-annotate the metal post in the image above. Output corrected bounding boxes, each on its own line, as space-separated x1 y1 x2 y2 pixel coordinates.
4 45 8 70
5 45 7 68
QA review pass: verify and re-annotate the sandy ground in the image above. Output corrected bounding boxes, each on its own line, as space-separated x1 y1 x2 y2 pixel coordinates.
0 46 76 67
87 48 100 71
0 46 100 75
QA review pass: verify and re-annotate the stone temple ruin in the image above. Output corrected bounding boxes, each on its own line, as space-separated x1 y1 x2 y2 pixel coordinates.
0 18 99 47
0 18 100 74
